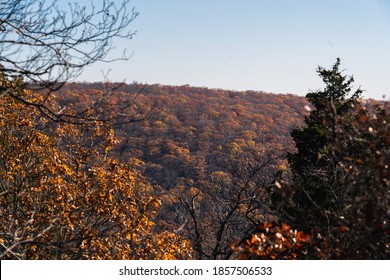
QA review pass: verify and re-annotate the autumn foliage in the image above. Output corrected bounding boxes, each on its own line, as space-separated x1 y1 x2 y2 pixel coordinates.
0 75 192 259
1 59 388 260
233 223 313 260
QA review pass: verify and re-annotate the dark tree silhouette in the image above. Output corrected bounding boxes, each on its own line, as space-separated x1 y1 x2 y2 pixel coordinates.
269 58 390 259
285 58 362 232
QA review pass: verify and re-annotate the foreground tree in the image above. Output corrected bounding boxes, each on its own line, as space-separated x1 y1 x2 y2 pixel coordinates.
0 75 192 259
0 0 140 123
284 58 362 232
270 59 389 259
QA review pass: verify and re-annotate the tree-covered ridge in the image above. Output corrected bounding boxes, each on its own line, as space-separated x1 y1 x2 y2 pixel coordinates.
54 83 308 187
1 60 388 259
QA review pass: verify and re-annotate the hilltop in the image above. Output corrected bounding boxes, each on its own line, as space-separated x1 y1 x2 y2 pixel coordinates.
54 82 309 189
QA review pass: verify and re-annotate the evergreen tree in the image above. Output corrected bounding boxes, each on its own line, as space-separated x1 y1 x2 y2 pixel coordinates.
268 59 389 259
286 58 362 231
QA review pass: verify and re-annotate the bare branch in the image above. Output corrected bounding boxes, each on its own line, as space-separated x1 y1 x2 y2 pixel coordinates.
1 0 140 124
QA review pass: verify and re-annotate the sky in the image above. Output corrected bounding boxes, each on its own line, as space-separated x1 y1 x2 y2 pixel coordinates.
78 0 390 100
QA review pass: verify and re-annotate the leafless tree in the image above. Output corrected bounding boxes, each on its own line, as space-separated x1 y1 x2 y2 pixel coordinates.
175 143 283 259
0 0 141 123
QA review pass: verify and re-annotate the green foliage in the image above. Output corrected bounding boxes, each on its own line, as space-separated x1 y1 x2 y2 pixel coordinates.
271 59 389 259
286 58 362 231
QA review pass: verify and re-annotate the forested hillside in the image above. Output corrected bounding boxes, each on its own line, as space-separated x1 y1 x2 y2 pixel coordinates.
55 83 308 189
1 60 389 260
1 0 389 262
51 83 311 259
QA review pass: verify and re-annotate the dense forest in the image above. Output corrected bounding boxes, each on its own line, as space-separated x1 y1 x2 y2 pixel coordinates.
1 0 388 260
53 82 309 259
1 59 389 259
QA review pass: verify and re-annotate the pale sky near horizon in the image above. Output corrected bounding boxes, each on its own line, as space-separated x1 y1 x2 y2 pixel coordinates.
78 0 390 100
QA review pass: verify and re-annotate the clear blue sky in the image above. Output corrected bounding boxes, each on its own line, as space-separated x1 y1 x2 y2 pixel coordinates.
78 0 390 100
